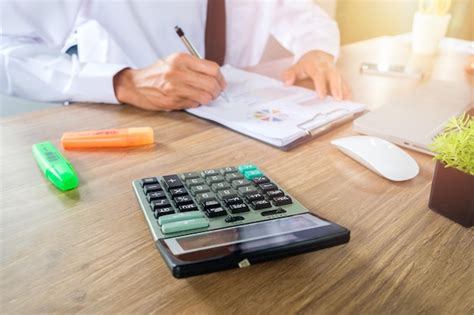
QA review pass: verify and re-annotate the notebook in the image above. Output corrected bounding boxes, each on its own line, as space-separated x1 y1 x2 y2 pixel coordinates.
186 66 366 149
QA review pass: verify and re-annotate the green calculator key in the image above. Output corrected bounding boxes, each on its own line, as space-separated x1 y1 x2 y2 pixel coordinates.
243 169 263 180
132 164 350 278
238 164 257 173
161 218 209 234
158 211 204 226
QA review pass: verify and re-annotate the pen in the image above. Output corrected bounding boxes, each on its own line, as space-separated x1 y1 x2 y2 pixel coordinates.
174 25 229 102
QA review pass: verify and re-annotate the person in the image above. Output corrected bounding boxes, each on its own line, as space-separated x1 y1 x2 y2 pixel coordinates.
0 0 351 112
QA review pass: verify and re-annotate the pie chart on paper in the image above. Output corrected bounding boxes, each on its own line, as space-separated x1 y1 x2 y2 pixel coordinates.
253 108 289 122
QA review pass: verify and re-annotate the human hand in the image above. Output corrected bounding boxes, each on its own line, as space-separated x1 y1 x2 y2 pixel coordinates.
282 50 351 101
113 53 226 111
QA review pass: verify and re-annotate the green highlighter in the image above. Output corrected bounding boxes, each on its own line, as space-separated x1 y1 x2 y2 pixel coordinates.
32 141 79 191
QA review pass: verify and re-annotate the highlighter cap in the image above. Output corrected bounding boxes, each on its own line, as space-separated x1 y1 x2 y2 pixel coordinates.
46 163 80 191
128 127 154 146
32 141 80 191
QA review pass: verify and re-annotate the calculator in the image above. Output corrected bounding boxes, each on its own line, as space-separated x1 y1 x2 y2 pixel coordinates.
132 165 350 278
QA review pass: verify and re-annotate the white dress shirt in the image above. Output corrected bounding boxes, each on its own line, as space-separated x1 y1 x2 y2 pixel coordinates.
0 0 339 104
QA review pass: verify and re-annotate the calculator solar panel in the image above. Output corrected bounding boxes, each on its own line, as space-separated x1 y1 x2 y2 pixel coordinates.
132 164 350 278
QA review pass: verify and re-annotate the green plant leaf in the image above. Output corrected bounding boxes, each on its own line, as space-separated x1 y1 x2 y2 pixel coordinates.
429 112 474 176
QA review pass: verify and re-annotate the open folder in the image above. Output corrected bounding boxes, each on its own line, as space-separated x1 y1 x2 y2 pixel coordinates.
186 66 366 149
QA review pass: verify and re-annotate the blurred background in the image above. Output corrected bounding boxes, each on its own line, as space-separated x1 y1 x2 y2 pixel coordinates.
335 0 472 44
262 0 472 61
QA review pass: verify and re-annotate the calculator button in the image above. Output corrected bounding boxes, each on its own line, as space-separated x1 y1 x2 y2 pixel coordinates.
174 195 194 206
243 169 264 180
252 176 270 185
220 167 238 175
141 177 158 187
161 218 209 234
191 185 210 195
224 196 243 206
229 203 249 214
231 179 251 189
170 187 188 198
217 189 238 201
261 208 286 216
272 195 293 206
202 199 221 210
162 175 184 191
179 203 199 212
158 211 203 225
206 175 225 185
211 182 231 192
181 172 200 180
225 173 244 182
246 193 265 202
266 190 284 199
225 215 245 223
251 199 272 210
186 178 205 187
201 169 219 178
238 164 257 174
143 184 162 194
151 199 171 210
154 207 175 219
147 191 167 202
196 192 217 204
206 207 227 218
237 186 258 197
259 182 278 192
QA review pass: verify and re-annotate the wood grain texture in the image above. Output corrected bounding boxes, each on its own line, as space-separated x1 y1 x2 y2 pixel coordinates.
1 38 473 315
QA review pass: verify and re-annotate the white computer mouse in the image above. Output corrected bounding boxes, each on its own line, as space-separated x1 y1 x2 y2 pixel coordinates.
331 136 419 181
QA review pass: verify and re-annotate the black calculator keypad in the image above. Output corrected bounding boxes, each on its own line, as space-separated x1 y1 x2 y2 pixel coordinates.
224 196 243 206
140 165 295 227
206 207 227 218
147 191 167 202
251 199 272 210
141 177 158 187
259 182 278 192
163 175 184 191
202 200 221 210
266 190 284 199
246 193 265 202
143 184 162 194
154 207 174 218
229 203 249 214
272 195 293 206
179 204 198 212
151 199 171 210
170 187 188 198
174 195 194 206
252 176 270 185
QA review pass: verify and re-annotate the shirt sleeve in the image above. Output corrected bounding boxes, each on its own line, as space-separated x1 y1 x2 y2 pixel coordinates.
270 0 340 61
0 1 127 104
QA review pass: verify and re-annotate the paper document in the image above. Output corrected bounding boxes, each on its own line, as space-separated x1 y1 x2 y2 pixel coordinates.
187 66 366 148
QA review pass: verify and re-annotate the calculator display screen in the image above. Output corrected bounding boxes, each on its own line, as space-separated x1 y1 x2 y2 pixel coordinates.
164 214 330 256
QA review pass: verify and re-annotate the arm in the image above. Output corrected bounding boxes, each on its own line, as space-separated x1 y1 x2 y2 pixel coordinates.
0 1 126 103
271 0 351 100
271 0 340 61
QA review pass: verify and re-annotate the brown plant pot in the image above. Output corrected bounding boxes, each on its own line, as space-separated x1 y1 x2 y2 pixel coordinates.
428 161 474 227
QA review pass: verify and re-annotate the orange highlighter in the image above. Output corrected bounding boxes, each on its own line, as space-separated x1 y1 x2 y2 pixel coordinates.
62 127 154 149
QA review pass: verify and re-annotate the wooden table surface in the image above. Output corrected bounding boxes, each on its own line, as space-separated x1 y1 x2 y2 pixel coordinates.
1 37 473 314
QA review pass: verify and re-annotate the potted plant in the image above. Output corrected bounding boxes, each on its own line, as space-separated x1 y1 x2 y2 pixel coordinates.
428 113 473 227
